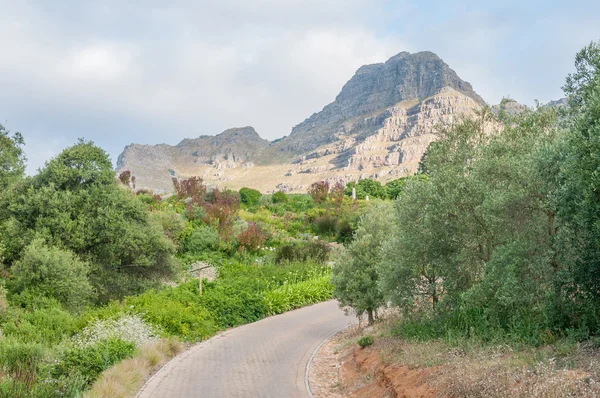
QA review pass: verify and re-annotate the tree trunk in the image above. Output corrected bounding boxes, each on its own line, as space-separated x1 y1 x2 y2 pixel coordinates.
367 309 374 326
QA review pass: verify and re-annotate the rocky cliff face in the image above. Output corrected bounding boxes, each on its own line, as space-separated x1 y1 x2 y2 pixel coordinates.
116 127 269 191
275 51 485 154
116 51 488 193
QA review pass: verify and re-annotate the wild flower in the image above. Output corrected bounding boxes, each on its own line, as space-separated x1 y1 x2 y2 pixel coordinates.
72 315 160 348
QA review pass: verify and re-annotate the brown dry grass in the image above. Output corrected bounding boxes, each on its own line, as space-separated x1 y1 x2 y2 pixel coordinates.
83 337 183 398
335 318 600 398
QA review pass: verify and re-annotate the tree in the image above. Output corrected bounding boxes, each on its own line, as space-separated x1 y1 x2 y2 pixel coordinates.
332 202 394 324
555 40 600 328
0 124 26 191
10 239 93 311
0 141 177 302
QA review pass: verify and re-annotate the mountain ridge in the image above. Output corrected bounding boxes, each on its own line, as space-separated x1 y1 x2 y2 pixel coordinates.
116 51 562 193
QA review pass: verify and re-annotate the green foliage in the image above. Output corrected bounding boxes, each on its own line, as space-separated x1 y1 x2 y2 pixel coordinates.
239 187 262 206
1 306 78 344
332 203 394 323
125 282 216 341
357 336 374 348
149 210 186 245
275 241 330 264
264 274 333 316
10 239 93 311
313 215 337 236
185 226 220 254
53 338 135 386
345 179 387 200
272 191 288 203
201 279 267 328
0 124 26 191
0 141 177 302
35 139 114 191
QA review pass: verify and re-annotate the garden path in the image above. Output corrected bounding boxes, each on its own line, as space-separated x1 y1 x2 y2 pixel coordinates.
137 300 354 398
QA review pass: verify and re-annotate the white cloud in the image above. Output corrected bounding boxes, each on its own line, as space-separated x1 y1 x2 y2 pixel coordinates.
0 0 598 171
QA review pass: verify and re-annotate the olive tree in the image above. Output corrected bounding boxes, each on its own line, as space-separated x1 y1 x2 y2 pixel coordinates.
332 202 395 324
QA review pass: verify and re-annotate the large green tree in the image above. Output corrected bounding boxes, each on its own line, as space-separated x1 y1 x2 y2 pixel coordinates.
555 40 600 330
0 140 176 302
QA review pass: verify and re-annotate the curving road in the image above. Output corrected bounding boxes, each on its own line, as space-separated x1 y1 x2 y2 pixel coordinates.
137 300 354 398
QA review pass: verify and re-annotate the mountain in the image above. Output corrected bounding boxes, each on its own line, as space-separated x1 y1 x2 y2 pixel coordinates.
116 51 487 192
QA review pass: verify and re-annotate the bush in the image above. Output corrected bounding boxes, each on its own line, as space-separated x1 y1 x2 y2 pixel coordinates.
73 314 159 348
264 275 334 315
239 187 262 206
336 219 354 244
201 280 268 328
357 336 374 348
313 216 337 236
0 338 44 388
54 338 136 386
185 226 220 253
236 222 268 252
1 306 78 344
149 210 186 245
275 241 330 264
272 191 288 203
0 284 8 314
125 283 216 341
10 239 94 311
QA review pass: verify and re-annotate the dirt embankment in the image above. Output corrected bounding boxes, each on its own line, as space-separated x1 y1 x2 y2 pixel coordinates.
309 327 437 398
309 322 600 398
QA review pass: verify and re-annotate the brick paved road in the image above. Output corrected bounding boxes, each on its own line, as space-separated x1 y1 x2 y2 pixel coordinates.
137 300 354 398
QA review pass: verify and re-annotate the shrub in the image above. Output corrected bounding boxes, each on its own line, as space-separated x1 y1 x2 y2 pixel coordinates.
149 211 186 245
308 181 330 204
275 241 330 264
336 219 354 244
1 306 78 344
200 280 268 328
0 284 7 314
125 283 216 341
0 338 44 389
357 336 374 348
236 222 268 252
264 275 334 315
54 338 136 386
10 239 94 311
185 226 220 253
313 215 337 236
239 187 262 206
73 315 159 348
272 191 288 203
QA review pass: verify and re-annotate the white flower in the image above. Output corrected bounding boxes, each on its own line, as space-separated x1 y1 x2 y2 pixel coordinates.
72 314 159 348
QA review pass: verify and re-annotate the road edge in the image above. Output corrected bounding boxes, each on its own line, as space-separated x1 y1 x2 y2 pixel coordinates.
305 324 350 398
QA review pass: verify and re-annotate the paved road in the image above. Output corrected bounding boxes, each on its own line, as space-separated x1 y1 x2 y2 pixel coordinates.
138 300 354 398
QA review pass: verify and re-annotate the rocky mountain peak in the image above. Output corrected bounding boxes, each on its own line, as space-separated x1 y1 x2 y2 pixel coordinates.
275 51 484 153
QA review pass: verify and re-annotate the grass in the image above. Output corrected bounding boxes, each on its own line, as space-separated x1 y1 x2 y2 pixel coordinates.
83 338 182 398
339 316 600 397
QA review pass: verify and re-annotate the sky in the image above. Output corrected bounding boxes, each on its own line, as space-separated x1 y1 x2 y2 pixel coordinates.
1 0 599 173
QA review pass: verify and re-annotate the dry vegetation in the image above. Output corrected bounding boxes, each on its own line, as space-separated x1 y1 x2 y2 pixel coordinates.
83 338 183 398
327 317 600 398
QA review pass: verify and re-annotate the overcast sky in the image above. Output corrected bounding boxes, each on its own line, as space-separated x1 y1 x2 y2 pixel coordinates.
1 0 599 173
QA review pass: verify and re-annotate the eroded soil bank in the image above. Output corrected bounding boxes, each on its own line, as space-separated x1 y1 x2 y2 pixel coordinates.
310 320 600 398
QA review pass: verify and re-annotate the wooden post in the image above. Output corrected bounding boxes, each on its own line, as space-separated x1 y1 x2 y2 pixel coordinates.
198 270 203 296
190 264 212 296
352 187 356 200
